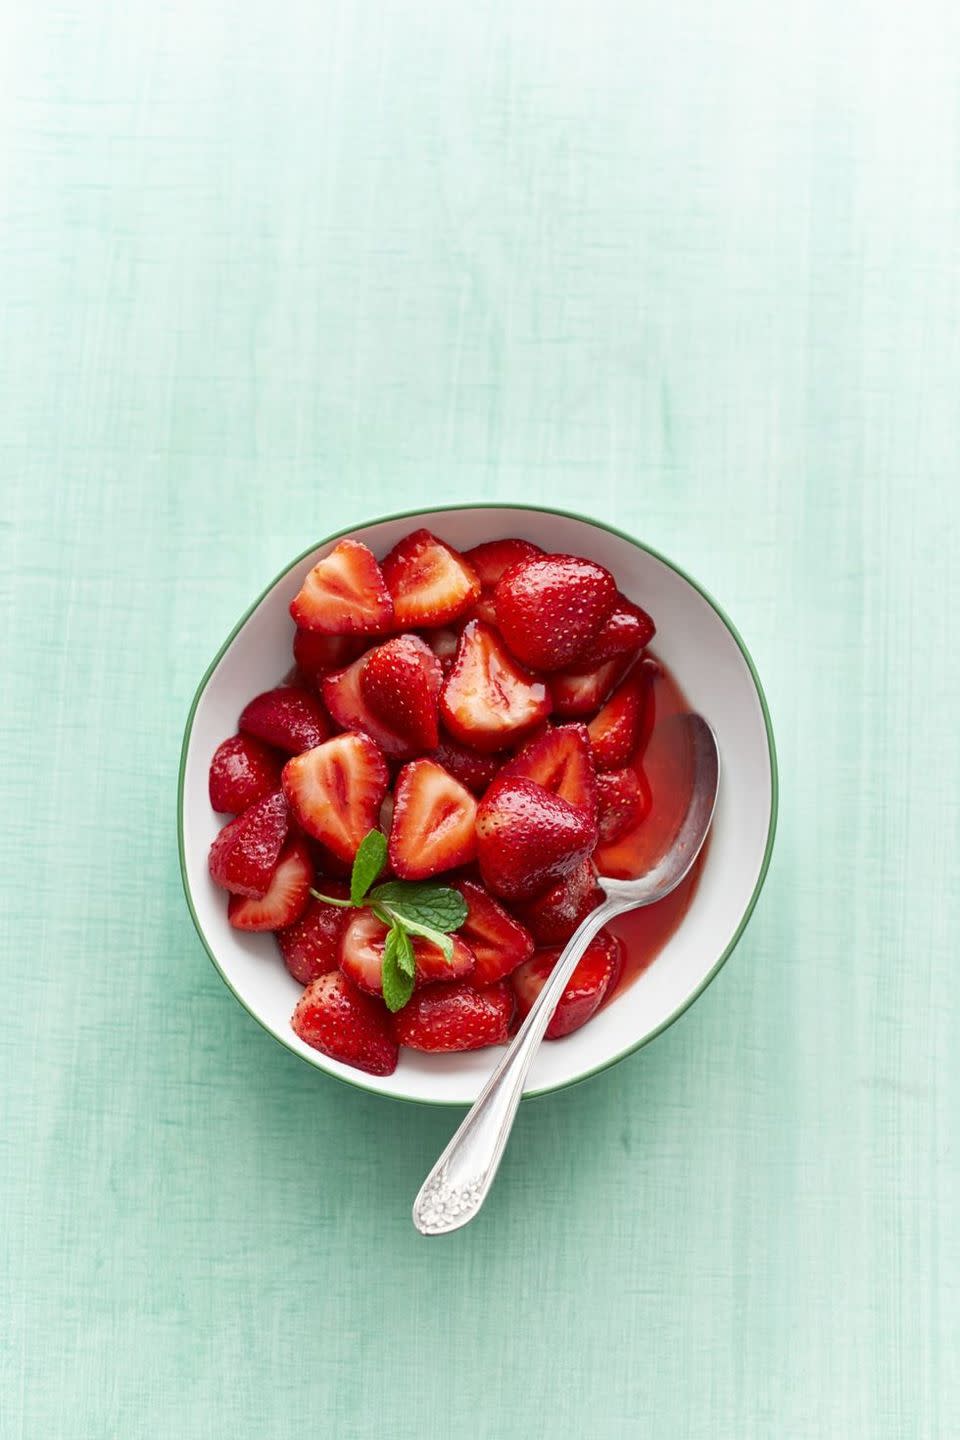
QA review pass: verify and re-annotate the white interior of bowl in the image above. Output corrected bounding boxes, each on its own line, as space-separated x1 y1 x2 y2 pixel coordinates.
180 507 775 1104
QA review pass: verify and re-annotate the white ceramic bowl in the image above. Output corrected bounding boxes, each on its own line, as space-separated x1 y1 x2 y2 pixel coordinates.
179 505 777 1105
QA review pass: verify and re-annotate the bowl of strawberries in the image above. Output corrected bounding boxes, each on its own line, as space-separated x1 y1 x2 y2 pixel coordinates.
179 505 777 1104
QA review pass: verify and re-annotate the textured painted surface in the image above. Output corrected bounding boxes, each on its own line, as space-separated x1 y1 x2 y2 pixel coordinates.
2 1 959 1436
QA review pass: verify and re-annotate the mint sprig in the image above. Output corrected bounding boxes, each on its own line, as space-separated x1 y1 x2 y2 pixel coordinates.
311 830 469 1013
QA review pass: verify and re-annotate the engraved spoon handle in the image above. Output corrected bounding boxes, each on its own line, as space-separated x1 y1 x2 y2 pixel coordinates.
412 893 626 1235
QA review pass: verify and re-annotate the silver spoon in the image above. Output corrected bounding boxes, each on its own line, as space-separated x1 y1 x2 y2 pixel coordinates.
412 713 719 1236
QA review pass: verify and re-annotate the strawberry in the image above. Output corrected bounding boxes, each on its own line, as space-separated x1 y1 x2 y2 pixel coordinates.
420 627 460 673
208 790 289 897
292 971 398 1076
549 656 631 718
464 538 543 623
381 529 480 628
208 733 283 814
475 777 598 902
276 882 350 984
338 909 475 994
499 723 597 822
431 734 505 795
587 668 652 770
453 879 534 984
289 538 394 635
292 628 364 685
568 595 655 669
516 858 603 945
511 930 624 1039
359 634 443 754
321 654 411 756
392 980 514 1052
228 838 313 931
282 732 389 862
440 620 550 753
239 685 330 755
494 553 617 670
388 759 478 880
597 767 651 843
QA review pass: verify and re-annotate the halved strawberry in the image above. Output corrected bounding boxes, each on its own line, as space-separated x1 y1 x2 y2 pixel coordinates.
494 553 617 671
464 538 543 623
421 627 461 673
276 882 350 984
431 734 505 795
475 777 598 902
208 790 289 897
289 538 394 634
282 732 389 862
440 620 550 753
453 879 534 984
359 634 443 754
587 668 653 770
388 759 477 880
511 930 624 1039
239 686 330 755
228 838 313 931
392 980 514 1052
321 654 411 756
499 723 597 822
292 971 398 1076
515 858 603 945
549 656 631 718
292 628 364 685
338 909 475 994
568 595 655 669
381 529 480 628
208 733 284 814
597 767 652 843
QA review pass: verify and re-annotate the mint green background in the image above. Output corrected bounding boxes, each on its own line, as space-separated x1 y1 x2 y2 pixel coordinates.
3 2 959 1436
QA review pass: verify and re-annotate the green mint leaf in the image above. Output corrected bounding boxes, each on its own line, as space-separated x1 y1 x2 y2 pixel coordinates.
350 829 388 905
309 889 354 908
368 881 467 934
381 925 415 1013
394 925 416 979
378 906 454 962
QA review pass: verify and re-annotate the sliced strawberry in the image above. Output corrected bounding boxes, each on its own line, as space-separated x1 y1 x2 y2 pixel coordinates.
292 628 364 685
321 654 411 756
276 882 350 984
568 595 655 669
494 553 617 671
440 620 550 753
239 685 330 755
381 528 480 629
587 668 653 770
597 767 652 843
388 759 477 880
511 930 624 1039
464 538 543 623
292 971 398 1076
420 627 460 673
359 634 443 754
549 655 631 718
208 733 283 814
499 723 597 822
431 734 505 795
515 858 603 945
282 732 389 862
392 980 514 1052
453 879 534 984
290 538 394 635
338 909 475 994
475 777 598 902
228 838 313 931
208 790 289 897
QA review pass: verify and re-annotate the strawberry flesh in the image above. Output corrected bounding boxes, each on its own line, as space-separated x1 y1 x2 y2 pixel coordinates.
494 553 617 670
454 879 534 985
388 759 478 880
239 685 330 755
292 971 398 1075
293 628 364 685
208 790 289 897
290 538 394 634
282 732 389 862
208 733 283 814
597 767 651 843
475 776 598 902
587 668 652 770
440 620 550 753
516 858 604 945
359 634 443 754
499 723 597 823
276 881 350 984
549 656 631 718
381 528 480 628
228 838 313 931
392 980 514 1052
338 908 475 994
321 654 412 756
511 930 624 1039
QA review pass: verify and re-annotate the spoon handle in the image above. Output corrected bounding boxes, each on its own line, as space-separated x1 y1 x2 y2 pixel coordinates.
412 893 625 1235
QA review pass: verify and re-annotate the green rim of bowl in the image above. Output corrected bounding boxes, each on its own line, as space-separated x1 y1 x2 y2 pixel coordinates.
178 503 779 1106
